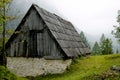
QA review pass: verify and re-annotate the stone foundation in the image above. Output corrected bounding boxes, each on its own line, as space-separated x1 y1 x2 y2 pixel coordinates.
7 57 72 77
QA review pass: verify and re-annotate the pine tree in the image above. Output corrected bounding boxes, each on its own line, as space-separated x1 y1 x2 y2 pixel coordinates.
92 41 101 55
100 34 105 46
101 38 113 55
80 31 91 49
116 49 119 54
112 10 120 42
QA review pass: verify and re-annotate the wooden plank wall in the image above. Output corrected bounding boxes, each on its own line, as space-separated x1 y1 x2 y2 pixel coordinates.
36 29 63 57
7 8 64 58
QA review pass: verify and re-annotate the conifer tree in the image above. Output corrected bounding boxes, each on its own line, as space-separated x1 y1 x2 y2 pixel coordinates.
100 34 113 55
116 49 119 54
80 31 91 49
92 41 101 55
100 34 105 46
101 38 113 54
112 10 120 42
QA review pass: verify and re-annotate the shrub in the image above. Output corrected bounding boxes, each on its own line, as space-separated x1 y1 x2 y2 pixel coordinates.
0 66 17 80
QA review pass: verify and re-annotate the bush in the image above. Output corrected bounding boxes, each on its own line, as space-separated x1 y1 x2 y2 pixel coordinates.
0 66 17 80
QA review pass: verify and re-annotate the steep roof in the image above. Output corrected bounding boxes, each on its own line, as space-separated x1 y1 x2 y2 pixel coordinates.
6 4 90 58
33 4 90 57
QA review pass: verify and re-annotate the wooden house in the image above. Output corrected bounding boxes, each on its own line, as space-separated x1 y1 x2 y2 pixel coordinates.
6 4 90 59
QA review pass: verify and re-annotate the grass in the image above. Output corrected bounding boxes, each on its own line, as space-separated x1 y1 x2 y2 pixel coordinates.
0 66 27 80
29 54 120 80
1 54 120 80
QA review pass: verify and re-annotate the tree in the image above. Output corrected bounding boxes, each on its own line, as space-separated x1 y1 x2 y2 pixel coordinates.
0 0 12 66
99 34 113 55
80 31 91 49
91 41 101 55
112 10 120 42
101 38 113 55
100 34 106 46
116 49 119 54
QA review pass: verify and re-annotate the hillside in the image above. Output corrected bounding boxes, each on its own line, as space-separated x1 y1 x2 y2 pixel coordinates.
28 54 120 80
1 54 120 80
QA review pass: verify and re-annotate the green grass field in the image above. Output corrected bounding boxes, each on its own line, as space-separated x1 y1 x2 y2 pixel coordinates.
1 54 120 80
31 54 120 80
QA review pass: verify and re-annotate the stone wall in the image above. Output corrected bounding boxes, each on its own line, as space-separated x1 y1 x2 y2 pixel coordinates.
7 57 72 77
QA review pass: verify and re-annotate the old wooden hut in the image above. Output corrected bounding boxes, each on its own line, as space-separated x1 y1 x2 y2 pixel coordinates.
6 4 90 59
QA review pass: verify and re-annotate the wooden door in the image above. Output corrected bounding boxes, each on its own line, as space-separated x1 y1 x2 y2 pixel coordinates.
29 32 37 57
37 33 43 57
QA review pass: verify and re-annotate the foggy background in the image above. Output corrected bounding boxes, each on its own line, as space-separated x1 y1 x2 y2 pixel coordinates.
6 0 120 52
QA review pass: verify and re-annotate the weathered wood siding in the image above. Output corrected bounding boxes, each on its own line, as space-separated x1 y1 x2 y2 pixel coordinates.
26 8 44 30
7 7 64 58
36 30 63 57
7 26 29 57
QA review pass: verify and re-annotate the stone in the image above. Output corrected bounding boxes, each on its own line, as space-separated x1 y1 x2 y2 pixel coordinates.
110 65 120 73
7 57 72 77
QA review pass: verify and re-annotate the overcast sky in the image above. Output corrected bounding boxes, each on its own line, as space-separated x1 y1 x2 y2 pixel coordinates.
34 0 120 36
11 0 120 36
